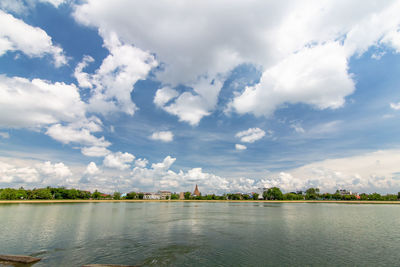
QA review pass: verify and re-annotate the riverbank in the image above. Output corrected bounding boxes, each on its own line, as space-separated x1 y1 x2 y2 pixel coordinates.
1 199 400 204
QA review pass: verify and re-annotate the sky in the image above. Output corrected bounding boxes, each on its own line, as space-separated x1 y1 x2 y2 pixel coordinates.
1 0 400 194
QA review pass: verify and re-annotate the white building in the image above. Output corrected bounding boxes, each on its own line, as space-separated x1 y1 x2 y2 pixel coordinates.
143 192 161 200
158 191 172 200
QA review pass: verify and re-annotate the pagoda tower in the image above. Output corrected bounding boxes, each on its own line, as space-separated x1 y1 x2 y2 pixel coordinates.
193 184 200 196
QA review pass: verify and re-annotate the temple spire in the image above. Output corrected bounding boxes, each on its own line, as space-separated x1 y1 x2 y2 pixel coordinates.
193 184 200 196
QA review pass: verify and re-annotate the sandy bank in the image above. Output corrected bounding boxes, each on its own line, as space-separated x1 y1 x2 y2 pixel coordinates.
1 199 400 204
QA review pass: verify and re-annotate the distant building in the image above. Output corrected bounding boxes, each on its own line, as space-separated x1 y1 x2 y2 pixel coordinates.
338 189 352 195
179 192 185 200
193 184 201 197
158 191 172 200
143 192 161 200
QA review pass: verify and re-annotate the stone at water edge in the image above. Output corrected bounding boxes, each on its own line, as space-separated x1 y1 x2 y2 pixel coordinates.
0 254 41 263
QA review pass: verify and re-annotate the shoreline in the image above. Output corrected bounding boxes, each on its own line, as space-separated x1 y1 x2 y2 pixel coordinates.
1 199 400 204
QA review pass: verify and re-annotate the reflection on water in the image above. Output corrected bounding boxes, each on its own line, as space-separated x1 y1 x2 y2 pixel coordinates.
1 202 400 266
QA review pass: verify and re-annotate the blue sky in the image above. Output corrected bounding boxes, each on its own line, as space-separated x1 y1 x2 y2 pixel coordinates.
1 0 400 194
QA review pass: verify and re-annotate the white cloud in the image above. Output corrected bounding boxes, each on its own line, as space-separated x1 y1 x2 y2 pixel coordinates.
3 149 400 194
0 0 27 14
0 75 85 128
0 10 67 66
149 131 174 142
381 29 400 53
73 0 400 124
85 162 100 175
390 102 400 110
103 151 135 170
74 55 94 88
229 42 355 116
235 128 265 143
0 160 39 183
153 86 179 107
81 146 110 157
74 33 157 116
0 132 9 139
235 144 247 150
38 0 66 8
0 75 115 158
0 159 73 185
262 149 400 193
0 0 66 14
37 161 72 179
290 123 305 134
155 77 223 125
151 156 176 171
135 158 148 168
46 122 110 149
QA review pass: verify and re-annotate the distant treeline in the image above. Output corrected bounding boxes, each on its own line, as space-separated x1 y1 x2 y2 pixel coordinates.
0 186 399 201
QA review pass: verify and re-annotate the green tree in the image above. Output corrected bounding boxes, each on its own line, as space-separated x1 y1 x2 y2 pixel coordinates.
126 192 137 199
242 194 250 200
92 190 101 199
138 192 144 199
113 192 121 200
184 192 191 200
252 193 259 200
32 188 52 199
305 188 320 200
16 187 27 199
171 193 179 200
0 188 17 200
264 187 283 200
368 193 382 201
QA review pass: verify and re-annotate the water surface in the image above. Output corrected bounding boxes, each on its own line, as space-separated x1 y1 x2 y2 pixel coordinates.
1 202 399 266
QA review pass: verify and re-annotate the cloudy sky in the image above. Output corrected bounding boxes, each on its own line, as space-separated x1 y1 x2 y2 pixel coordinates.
1 0 400 194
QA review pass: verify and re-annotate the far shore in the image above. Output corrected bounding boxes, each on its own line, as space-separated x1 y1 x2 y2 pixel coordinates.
1 199 400 204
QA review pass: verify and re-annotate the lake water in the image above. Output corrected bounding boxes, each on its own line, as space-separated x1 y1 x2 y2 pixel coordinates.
1 202 400 266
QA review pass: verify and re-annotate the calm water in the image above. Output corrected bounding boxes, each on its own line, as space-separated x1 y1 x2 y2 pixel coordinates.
1 202 400 266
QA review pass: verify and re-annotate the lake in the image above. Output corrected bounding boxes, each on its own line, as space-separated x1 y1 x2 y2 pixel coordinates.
1 202 399 266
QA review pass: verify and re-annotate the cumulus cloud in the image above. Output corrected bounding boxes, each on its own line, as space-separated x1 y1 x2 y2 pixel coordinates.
290 123 305 134
3 149 400 194
85 162 100 175
0 10 67 66
38 0 66 8
235 128 265 143
229 42 355 116
74 0 400 124
0 159 73 185
0 75 85 128
390 102 400 110
0 161 39 183
149 131 174 142
0 0 66 14
45 118 111 156
0 74 115 157
37 161 72 179
262 149 400 193
135 158 148 168
103 152 135 170
151 156 176 171
0 0 27 14
74 33 157 116
81 146 110 157
0 132 9 139
153 86 179 107
155 77 223 125
235 144 247 150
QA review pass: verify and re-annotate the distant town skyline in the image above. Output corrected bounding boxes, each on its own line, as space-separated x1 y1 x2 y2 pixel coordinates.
1 1 400 194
